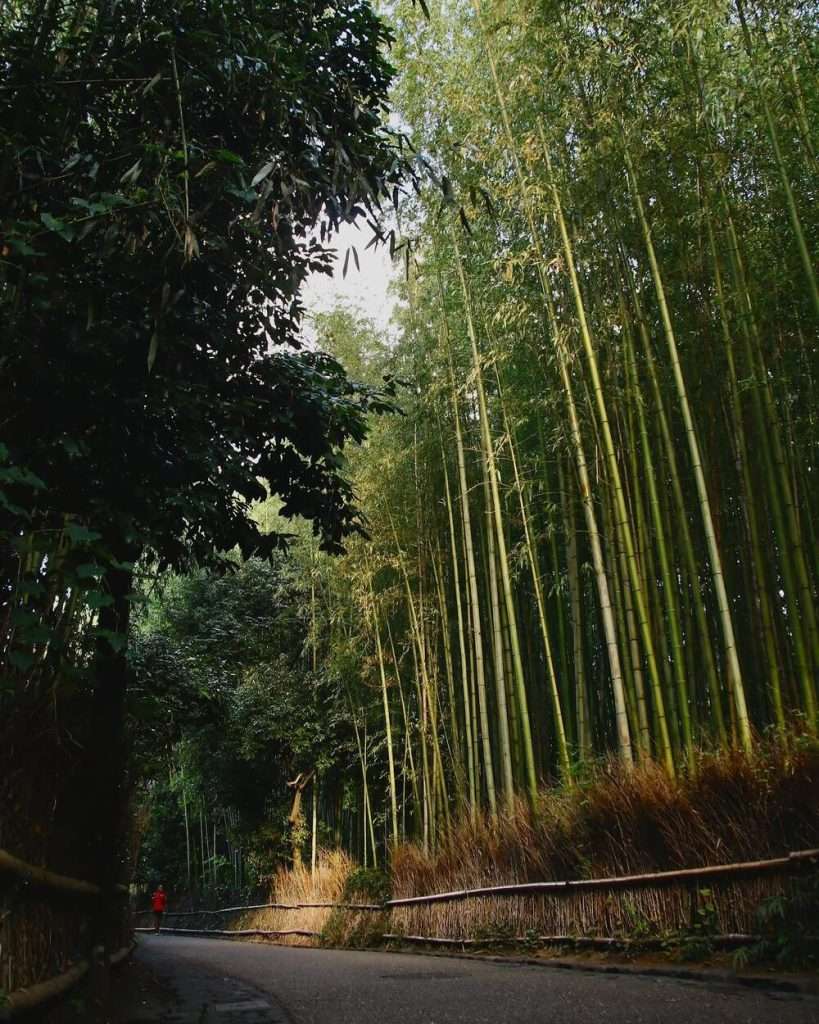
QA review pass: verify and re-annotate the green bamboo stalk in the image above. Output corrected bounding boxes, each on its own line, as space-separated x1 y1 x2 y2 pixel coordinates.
620 253 727 742
440 423 478 807
451 226 538 801
368 577 400 845
470 0 632 765
622 302 694 764
386 616 421 833
723 206 819 713
496 367 572 778
702 207 788 732
735 0 819 320
624 146 752 752
431 542 466 803
539 133 673 771
560 458 590 760
441 306 498 815
481 451 515 801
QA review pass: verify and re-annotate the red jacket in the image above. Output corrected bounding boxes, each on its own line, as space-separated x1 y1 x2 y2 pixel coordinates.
151 890 168 913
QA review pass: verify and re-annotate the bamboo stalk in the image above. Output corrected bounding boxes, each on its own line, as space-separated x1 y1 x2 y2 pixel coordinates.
451 227 538 801
470 0 634 766
624 146 751 752
735 0 819 320
368 577 400 847
496 367 571 778
439 291 498 814
440 420 478 808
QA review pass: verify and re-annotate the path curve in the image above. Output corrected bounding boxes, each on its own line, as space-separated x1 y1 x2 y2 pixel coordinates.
127 934 817 1023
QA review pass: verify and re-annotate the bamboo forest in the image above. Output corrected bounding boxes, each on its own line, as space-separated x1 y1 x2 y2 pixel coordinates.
1 1 818 1018
191 0 819 859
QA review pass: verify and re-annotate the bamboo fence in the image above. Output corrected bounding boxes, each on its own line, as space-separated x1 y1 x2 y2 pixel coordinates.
0 846 131 1016
131 848 819 948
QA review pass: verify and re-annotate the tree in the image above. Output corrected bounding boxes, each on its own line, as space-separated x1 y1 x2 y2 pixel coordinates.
130 555 356 890
0 0 404 932
1 0 402 590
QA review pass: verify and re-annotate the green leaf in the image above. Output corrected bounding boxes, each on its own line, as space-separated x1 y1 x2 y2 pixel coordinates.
64 523 102 545
120 159 142 185
60 437 84 457
225 185 257 204
142 71 163 95
214 148 245 165
147 331 159 373
7 237 41 256
40 212 75 242
85 591 114 609
251 160 275 187
0 497 28 516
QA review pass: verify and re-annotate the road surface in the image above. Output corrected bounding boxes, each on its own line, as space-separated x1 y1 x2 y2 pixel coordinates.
124 934 817 1024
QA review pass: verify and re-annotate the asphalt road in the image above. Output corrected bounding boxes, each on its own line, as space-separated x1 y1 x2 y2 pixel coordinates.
128 934 818 1024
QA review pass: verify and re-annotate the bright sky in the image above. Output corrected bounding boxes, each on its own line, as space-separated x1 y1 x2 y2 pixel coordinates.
301 220 398 336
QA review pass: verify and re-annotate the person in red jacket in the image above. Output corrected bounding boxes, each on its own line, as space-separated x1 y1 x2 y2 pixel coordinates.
151 884 168 933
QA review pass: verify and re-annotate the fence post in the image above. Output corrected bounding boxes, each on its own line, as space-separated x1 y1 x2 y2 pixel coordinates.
88 944 109 1022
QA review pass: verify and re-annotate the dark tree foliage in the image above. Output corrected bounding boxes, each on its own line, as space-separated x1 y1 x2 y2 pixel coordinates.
0 0 405 915
130 557 361 889
0 0 402 615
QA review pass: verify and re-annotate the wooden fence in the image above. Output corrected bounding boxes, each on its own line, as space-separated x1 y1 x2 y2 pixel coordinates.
0 847 132 1018
132 847 819 947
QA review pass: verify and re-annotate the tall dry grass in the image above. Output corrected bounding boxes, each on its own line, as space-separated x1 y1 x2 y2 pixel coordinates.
390 743 819 941
156 850 390 948
230 849 353 945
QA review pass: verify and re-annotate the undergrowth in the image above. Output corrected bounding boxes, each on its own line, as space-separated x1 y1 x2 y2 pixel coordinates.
734 875 819 970
316 862 390 948
393 741 819 893
389 739 819 945
273 741 819 965
344 867 391 905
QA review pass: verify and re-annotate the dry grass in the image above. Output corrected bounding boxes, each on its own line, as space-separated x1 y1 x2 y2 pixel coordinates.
158 850 357 946
155 850 392 949
242 849 354 944
390 742 819 941
232 851 390 948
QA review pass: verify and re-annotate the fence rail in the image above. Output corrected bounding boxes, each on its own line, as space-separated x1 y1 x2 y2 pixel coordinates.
0 848 129 897
133 926 321 939
382 932 759 949
131 847 819 919
2 942 133 1017
384 848 819 908
0 846 131 1016
133 900 381 917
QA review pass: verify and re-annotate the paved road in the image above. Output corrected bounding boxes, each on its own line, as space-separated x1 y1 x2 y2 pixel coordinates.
128 934 817 1024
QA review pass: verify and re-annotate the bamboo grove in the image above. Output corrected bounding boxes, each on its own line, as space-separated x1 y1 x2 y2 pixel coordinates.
291 0 819 861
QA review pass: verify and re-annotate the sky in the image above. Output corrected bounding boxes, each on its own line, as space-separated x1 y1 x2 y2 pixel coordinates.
301 220 398 338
